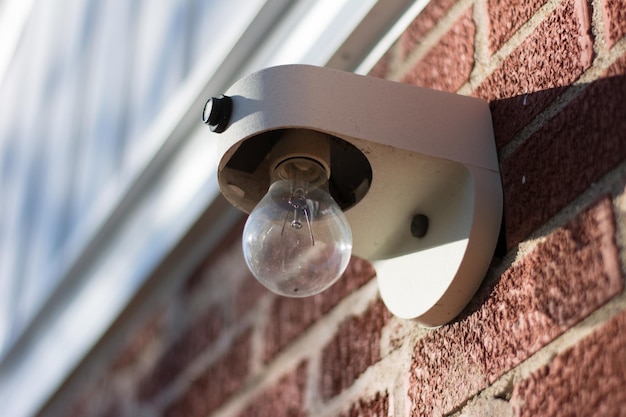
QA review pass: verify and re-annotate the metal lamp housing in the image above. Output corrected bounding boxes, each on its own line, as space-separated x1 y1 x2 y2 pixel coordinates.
211 64 502 326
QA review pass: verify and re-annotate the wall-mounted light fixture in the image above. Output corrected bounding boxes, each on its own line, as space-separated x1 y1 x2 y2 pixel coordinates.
203 65 502 326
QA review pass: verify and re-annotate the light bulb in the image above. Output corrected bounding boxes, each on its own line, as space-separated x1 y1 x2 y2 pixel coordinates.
242 158 352 297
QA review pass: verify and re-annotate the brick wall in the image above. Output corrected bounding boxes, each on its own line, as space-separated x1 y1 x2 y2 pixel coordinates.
41 0 626 416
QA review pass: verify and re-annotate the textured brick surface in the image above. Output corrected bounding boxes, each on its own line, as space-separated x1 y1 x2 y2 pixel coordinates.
137 305 225 400
163 330 252 417
603 0 626 48
408 197 623 417
100 403 121 417
237 362 308 417
475 0 593 148
501 55 626 247
320 299 393 400
337 392 391 417
235 270 267 318
185 218 245 292
66 390 96 417
110 309 165 372
399 0 457 57
607 50 626 75
264 257 375 362
512 309 626 417
65 377 115 417
487 0 548 52
34 4 626 417
368 52 391 79
402 7 475 93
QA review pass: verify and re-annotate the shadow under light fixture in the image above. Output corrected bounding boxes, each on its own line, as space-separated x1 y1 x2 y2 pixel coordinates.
203 65 502 326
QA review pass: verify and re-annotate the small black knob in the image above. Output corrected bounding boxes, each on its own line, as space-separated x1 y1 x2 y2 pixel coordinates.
411 214 429 238
202 95 232 133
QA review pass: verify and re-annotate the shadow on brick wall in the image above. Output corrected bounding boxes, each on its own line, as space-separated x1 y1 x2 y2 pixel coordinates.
489 73 626 251
454 73 626 322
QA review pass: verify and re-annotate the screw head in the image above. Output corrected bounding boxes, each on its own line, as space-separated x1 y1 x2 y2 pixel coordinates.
203 95 232 133
411 214 429 238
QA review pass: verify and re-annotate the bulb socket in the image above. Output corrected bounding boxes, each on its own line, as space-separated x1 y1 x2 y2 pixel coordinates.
218 128 372 214
269 130 332 181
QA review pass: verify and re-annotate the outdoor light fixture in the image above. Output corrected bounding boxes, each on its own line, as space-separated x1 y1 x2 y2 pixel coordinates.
203 65 502 326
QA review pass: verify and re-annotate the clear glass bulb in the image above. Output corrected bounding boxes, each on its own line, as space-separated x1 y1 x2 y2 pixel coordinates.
242 158 352 297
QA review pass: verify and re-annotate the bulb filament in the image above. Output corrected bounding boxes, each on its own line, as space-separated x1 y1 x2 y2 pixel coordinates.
281 188 315 245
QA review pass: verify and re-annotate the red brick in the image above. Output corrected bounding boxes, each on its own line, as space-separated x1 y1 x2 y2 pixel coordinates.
65 378 114 417
264 257 375 362
235 270 267 318
399 0 458 58
402 7 475 93
337 392 391 417
487 0 548 53
475 0 593 148
66 394 93 417
408 197 623 417
606 48 626 77
501 55 626 247
603 0 626 48
111 308 165 372
138 306 225 400
237 362 308 417
512 309 626 417
185 218 245 292
100 403 122 417
320 299 393 400
163 330 252 417
368 52 391 79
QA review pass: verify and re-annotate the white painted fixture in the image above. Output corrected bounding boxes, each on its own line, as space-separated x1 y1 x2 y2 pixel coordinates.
205 64 502 326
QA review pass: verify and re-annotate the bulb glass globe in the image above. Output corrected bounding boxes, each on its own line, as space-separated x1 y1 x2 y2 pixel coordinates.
242 158 352 297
